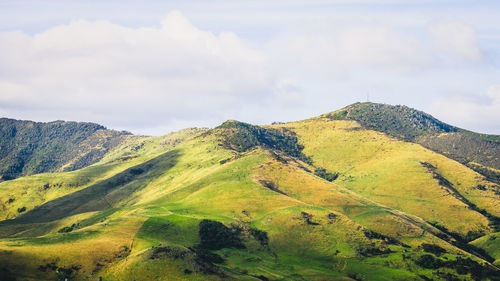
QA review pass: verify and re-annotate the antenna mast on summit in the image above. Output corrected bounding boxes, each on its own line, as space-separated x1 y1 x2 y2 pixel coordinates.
366 91 370 102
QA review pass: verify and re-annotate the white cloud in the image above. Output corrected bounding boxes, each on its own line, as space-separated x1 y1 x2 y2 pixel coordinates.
0 11 276 133
429 85 500 134
268 26 431 77
0 8 498 134
273 78 303 106
430 21 483 63
267 20 486 78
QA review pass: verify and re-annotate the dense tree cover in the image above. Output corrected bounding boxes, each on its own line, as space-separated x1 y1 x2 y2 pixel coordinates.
314 168 338 182
198 220 245 250
0 118 128 181
326 102 457 141
217 120 311 163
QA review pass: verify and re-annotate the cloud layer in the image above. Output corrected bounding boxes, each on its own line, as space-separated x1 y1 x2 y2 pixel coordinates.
0 11 280 133
268 20 485 78
0 7 499 134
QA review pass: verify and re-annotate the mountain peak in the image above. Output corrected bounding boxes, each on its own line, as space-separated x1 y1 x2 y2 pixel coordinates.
325 102 457 140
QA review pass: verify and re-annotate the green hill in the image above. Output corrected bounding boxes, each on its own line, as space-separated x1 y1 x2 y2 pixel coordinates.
326 102 500 184
0 107 499 281
0 118 130 181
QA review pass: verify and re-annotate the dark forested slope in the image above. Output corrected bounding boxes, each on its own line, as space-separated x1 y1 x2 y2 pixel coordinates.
0 118 129 181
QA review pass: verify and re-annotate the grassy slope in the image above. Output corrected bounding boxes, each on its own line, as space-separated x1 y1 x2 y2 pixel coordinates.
326 102 500 187
0 128 205 221
273 118 499 238
471 233 500 266
0 122 498 280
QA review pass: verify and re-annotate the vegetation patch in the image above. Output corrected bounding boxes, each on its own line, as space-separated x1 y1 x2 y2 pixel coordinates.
37 261 81 281
300 212 320 226
356 246 392 257
415 254 497 280
0 266 16 281
58 223 81 233
149 245 193 260
258 179 287 195
467 163 500 185
217 120 311 163
248 228 269 247
198 219 245 250
421 243 447 256
364 230 408 247
314 168 338 182
428 222 495 262
417 132 500 172
325 102 457 141
147 245 226 277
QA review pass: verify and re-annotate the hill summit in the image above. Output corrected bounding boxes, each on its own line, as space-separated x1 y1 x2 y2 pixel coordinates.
326 102 500 184
325 102 458 140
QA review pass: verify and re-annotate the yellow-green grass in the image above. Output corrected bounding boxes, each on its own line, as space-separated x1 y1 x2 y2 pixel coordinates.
471 233 500 266
0 123 498 280
101 253 223 281
251 153 451 247
0 209 145 280
0 128 205 221
0 142 416 280
273 118 499 236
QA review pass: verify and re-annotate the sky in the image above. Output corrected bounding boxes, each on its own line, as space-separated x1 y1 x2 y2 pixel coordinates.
0 0 499 135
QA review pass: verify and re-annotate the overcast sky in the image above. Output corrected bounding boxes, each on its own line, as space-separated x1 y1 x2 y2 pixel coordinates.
1 0 499 135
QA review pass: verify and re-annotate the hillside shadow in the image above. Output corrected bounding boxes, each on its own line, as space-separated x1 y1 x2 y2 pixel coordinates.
0 149 180 231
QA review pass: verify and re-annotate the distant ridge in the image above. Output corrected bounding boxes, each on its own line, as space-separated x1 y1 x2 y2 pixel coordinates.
0 118 130 181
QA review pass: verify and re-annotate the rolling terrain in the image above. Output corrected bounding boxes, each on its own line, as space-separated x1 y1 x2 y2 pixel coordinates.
0 103 499 281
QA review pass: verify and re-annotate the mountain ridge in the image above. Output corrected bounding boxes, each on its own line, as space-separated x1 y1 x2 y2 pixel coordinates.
0 118 131 181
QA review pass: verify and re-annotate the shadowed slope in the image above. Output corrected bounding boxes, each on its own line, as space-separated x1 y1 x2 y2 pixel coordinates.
0 149 179 227
0 127 206 222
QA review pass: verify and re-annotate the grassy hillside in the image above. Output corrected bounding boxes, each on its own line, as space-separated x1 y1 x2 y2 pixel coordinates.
471 233 500 266
274 118 499 237
0 128 206 222
0 110 499 280
0 118 130 181
326 103 500 185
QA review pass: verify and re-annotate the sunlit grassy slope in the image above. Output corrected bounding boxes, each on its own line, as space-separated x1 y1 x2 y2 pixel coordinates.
326 102 500 186
273 118 499 237
471 233 500 266
0 128 205 221
0 113 499 280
